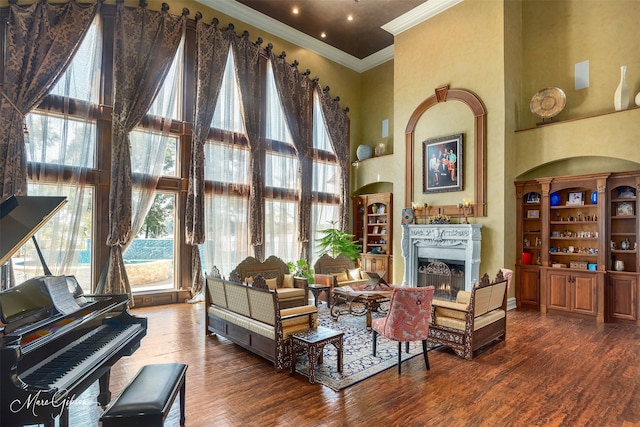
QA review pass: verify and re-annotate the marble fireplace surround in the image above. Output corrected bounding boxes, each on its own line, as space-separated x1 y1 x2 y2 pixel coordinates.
401 224 482 292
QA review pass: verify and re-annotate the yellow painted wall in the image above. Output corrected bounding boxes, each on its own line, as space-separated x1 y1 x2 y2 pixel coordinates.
386 0 509 283
519 0 640 127
359 61 394 156
515 0 640 178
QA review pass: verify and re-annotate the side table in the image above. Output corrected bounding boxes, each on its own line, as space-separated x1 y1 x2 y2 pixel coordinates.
308 284 331 307
290 326 343 384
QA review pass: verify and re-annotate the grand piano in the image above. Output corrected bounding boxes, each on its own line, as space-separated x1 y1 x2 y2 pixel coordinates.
0 195 147 427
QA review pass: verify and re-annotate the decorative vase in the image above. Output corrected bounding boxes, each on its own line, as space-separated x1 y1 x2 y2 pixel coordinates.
613 65 629 111
550 192 560 207
636 91 640 107
356 144 373 161
590 191 598 205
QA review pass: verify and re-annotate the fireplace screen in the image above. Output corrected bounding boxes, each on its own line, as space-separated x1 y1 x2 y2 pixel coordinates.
418 260 464 301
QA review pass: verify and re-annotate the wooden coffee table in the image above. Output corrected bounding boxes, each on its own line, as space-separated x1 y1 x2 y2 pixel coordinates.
290 326 343 384
330 286 391 330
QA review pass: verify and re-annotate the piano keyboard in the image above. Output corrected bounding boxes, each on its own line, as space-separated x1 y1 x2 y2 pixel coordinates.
21 323 142 391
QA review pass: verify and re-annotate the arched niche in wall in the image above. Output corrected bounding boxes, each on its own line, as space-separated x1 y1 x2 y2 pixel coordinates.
404 85 487 217
353 181 393 196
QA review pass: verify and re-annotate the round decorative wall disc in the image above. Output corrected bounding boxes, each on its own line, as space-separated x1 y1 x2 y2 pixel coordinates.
530 87 566 119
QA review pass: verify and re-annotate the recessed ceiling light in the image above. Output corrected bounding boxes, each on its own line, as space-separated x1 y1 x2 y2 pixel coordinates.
320 32 327 38
347 15 354 21
292 7 299 14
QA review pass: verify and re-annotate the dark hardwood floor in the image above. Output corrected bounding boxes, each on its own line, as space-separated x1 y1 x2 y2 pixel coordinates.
63 302 640 426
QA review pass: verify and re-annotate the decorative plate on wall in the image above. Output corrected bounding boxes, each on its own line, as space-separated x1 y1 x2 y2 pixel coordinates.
530 87 567 119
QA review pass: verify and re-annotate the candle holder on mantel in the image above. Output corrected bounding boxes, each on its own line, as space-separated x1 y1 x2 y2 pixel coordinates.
462 199 472 224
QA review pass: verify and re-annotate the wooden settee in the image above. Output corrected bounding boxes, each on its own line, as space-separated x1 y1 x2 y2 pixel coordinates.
229 256 309 309
205 273 317 371
427 270 508 360
313 254 369 301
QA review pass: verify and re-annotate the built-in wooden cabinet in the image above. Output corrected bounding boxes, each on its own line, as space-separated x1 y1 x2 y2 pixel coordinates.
516 172 640 324
352 193 392 281
516 264 540 307
607 273 637 322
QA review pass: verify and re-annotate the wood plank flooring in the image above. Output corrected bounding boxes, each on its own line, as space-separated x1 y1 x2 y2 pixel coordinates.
64 303 640 426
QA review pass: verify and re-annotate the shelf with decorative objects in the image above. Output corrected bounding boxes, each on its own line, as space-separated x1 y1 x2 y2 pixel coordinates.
516 105 640 132
351 193 393 281
516 172 640 325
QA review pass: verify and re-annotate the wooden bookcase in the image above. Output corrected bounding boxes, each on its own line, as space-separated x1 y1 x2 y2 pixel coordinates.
515 172 640 325
352 193 393 281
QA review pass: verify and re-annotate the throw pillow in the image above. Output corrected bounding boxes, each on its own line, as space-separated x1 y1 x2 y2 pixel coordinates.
244 276 254 284
335 271 349 283
266 277 278 290
348 268 361 280
283 274 294 288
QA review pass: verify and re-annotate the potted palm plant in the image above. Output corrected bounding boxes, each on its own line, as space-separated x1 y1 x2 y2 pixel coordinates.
287 258 314 283
316 220 362 262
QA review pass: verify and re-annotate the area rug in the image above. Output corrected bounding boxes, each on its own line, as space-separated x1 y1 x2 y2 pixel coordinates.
293 304 424 391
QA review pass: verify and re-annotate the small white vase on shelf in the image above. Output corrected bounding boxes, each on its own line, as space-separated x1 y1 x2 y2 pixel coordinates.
635 91 640 107
613 65 629 111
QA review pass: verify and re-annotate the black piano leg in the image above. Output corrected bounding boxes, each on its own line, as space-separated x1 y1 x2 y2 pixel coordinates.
98 370 112 407
59 407 70 427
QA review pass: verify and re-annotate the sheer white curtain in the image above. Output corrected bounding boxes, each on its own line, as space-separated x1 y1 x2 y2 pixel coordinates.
202 50 250 277
21 18 101 290
310 91 340 264
264 60 299 262
127 38 183 254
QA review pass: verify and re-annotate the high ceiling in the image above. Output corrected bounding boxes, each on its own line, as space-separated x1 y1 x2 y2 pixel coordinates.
235 0 427 59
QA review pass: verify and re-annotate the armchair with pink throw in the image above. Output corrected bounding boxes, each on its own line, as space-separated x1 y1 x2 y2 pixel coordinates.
428 270 508 360
371 286 435 374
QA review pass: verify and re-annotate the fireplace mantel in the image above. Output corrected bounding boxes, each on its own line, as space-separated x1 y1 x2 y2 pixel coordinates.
401 224 482 291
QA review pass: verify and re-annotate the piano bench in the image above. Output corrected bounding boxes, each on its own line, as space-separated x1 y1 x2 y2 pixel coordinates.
100 363 188 427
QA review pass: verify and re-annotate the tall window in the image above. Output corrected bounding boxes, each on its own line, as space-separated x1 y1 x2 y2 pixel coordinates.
126 38 184 292
21 18 101 291
202 49 250 277
264 61 299 261
14 8 348 297
310 91 340 263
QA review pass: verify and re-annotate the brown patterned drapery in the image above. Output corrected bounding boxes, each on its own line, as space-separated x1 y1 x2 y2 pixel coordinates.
186 18 232 297
0 0 98 200
231 32 265 260
0 0 97 290
268 52 314 261
102 3 185 301
317 86 350 231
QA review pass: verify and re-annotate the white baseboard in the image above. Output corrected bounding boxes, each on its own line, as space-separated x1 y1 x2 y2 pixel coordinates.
507 297 517 311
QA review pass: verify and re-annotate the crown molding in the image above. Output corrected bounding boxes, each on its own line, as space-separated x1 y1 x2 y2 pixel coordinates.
195 0 458 73
382 0 464 36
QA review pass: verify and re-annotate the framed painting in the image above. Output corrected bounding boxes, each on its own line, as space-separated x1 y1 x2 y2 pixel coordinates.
422 133 463 193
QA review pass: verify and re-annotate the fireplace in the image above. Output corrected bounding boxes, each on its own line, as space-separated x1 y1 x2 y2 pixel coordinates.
418 259 465 301
401 224 482 292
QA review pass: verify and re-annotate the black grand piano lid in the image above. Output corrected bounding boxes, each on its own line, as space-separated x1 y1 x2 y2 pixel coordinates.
0 195 68 266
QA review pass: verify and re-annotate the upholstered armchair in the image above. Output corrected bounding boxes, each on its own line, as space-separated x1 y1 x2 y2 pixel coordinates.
428 270 508 360
371 286 435 374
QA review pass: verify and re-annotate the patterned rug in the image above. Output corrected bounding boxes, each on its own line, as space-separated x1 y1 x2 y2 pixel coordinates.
293 303 424 391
